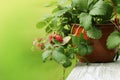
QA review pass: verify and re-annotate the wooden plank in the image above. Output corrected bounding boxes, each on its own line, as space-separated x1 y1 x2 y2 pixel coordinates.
66 60 120 80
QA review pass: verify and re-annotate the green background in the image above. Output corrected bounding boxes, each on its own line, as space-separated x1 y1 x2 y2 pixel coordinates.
0 0 73 80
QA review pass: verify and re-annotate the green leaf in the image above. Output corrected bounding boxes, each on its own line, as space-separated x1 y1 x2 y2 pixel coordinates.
72 0 88 11
117 6 120 14
58 0 69 5
88 0 98 10
89 0 113 19
72 35 79 46
87 45 93 54
72 0 97 11
51 18 57 27
45 26 52 33
79 33 85 42
78 45 87 56
88 0 94 6
45 17 61 32
86 26 102 39
44 43 53 49
79 13 92 30
42 14 53 22
65 45 75 59
107 31 120 49
111 0 120 6
62 59 72 68
72 34 86 47
36 21 47 29
54 7 70 17
44 1 57 7
52 7 59 13
52 50 67 64
55 46 64 53
42 50 52 62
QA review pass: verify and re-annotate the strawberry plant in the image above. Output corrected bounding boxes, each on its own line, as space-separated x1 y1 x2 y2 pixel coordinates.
33 0 120 69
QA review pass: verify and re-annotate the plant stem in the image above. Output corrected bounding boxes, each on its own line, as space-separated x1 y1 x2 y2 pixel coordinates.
110 0 117 18
63 68 66 80
70 24 75 34
50 65 61 80
110 21 120 32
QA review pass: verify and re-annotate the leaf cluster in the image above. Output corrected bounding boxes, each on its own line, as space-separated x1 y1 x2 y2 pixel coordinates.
36 0 115 39
35 0 120 68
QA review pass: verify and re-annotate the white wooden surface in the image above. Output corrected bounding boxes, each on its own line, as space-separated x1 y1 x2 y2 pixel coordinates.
66 60 120 80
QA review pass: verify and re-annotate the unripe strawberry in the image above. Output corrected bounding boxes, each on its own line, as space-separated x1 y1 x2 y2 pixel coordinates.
49 34 54 43
37 43 45 50
55 35 63 43
33 38 45 50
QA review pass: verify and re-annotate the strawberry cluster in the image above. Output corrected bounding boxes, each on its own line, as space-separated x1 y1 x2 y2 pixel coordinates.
33 38 45 50
49 33 63 44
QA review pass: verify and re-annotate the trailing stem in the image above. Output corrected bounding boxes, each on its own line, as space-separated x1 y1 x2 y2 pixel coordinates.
110 21 120 32
62 68 66 80
110 0 117 19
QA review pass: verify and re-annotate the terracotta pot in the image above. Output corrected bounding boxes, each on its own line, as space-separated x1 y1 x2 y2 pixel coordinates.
72 24 117 63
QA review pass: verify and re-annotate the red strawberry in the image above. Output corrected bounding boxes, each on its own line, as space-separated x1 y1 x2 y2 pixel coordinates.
55 35 63 43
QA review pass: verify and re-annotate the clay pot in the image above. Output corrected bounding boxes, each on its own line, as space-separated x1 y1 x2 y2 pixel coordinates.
72 24 117 63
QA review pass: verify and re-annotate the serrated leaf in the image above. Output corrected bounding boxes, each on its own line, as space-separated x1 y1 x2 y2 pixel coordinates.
54 8 70 17
107 31 120 49
42 50 52 62
86 26 102 39
36 21 47 29
79 13 92 30
72 0 88 11
88 0 98 10
89 0 113 19
89 0 105 15
45 26 52 33
52 50 67 64
72 0 97 11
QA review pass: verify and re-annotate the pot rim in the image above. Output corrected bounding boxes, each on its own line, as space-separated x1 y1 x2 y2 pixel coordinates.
72 23 115 29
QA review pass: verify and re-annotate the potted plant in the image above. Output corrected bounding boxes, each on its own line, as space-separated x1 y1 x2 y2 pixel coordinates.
33 0 120 68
